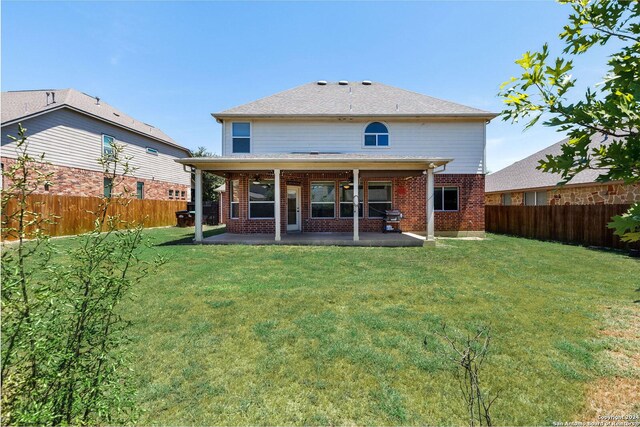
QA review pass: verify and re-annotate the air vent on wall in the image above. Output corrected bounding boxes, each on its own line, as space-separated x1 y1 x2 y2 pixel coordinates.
362 80 372 85
317 80 327 85
338 80 348 85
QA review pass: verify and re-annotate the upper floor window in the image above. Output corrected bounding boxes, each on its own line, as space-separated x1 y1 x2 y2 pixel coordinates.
232 122 251 153
363 122 389 147
102 134 115 157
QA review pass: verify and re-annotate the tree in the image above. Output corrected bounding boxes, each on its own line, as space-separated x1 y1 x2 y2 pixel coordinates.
191 146 224 201
2 125 157 424
499 0 640 242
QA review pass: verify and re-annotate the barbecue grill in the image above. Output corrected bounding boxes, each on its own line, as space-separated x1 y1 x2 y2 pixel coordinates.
383 209 403 233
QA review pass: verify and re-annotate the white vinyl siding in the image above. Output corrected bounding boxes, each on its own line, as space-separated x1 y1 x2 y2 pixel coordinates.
1 109 190 186
222 120 485 174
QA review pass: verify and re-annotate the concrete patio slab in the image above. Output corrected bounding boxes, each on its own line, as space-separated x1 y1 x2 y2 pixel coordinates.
201 232 424 247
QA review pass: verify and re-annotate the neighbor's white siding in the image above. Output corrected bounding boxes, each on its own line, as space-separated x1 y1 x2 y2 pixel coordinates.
1 109 190 185
222 120 486 174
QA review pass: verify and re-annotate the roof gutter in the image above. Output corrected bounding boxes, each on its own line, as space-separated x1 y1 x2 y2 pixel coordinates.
212 112 499 122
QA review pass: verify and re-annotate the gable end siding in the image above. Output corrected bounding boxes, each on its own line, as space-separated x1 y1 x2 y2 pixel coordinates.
222 120 485 174
1 109 190 185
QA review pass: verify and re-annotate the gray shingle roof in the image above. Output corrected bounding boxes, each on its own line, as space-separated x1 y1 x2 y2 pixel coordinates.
485 133 617 193
1 89 189 152
214 81 497 118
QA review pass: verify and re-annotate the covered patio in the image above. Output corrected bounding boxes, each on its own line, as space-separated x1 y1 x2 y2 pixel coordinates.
201 231 425 247
175 154 452 247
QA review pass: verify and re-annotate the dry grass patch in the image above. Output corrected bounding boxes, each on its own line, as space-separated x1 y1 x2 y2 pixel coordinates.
583 377 640 420
583 304 640 420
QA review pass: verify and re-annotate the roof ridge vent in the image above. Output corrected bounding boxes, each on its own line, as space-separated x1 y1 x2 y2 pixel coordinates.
362 80 372 85
317 80 327 85
338 80 349 85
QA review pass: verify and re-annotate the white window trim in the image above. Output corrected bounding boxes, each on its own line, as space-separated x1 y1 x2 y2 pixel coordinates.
362 122 391 149
367 181 393 219
310 181 337 219
434 186 459 212
231 121 252 154
102 134 115 156
248 179 275 219
229 179 240 219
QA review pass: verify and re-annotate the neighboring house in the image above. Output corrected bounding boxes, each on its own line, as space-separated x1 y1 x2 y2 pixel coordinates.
176 80 497 243
485 134 640 206
1 89 191 200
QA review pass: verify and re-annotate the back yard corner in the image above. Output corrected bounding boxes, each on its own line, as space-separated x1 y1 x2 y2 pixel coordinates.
67 227 640 425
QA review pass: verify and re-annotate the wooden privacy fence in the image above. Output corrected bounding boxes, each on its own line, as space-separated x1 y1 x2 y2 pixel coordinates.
2 194 187 240
485 204 638 250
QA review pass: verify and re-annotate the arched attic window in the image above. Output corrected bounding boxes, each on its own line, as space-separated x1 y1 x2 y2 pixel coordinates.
364 122 389 147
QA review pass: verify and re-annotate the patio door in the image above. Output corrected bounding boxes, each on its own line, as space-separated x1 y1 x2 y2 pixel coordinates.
287 186 301 232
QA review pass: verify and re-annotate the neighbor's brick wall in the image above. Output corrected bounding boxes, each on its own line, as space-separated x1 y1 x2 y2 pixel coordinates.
222 172 485 234
1 157 189 201
485 182 640 206
485 193 502 205
549 183 640 205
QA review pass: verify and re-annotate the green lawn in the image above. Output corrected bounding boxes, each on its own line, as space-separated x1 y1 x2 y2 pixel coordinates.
59 227 640 424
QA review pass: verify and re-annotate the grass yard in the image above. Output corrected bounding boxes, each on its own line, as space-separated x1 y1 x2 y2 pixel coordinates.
52 227 640 424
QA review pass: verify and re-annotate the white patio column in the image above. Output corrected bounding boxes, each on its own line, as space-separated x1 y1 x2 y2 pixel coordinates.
195 168 203 243
426 166 435 246
274 169 281 241
353 169 359 241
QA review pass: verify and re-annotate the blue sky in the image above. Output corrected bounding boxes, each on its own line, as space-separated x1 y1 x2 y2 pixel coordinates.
2 1 614 172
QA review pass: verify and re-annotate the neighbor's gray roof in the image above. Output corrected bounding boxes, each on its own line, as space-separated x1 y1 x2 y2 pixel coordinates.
1 89 189 152
214 81 497 119
485 133 617 193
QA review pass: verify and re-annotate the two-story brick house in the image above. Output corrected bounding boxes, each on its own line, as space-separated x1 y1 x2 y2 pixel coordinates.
1 89 191 200
176 81 496 244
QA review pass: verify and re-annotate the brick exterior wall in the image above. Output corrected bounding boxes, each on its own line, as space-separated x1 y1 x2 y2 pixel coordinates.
485 182 640 206
1 157 189 201
221 172 485 235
